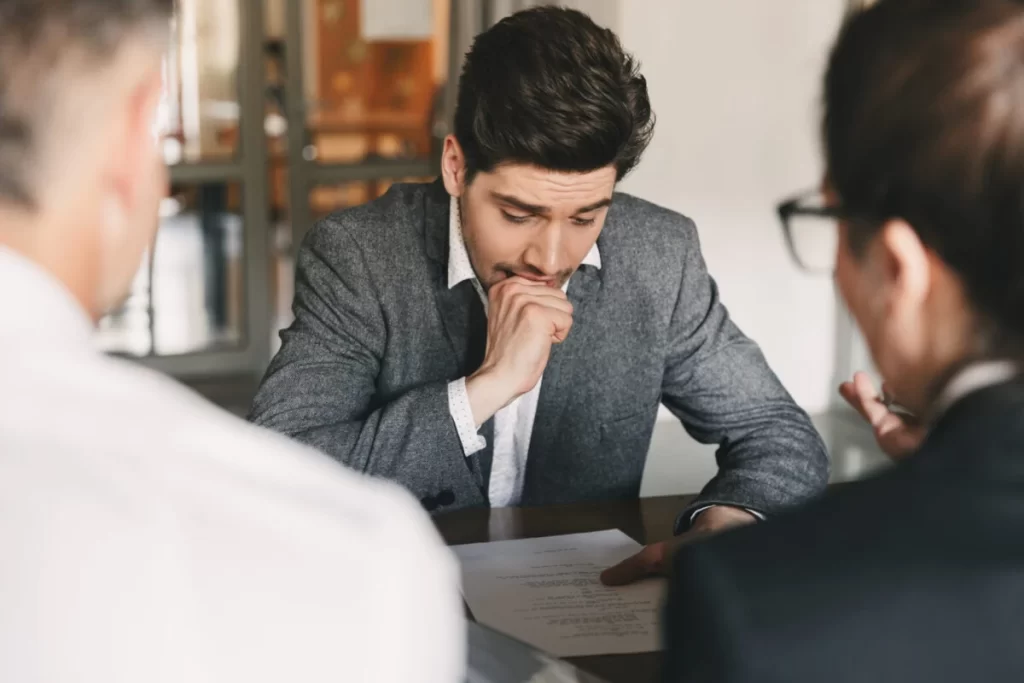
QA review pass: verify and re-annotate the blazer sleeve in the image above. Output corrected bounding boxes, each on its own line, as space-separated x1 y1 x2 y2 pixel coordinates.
248 219 487 509
660 217 829 529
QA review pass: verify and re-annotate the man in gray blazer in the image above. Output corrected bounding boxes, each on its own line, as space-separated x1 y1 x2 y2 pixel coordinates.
251 6 828 581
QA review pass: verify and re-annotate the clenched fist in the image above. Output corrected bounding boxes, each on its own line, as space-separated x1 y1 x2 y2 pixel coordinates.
465 277 573 425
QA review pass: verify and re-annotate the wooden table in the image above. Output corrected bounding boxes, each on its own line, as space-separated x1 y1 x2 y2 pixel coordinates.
434 494 697 683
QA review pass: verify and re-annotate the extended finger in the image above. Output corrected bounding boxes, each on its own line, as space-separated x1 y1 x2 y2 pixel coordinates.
873 410 907 438
600 544 663 587
852 372 891 427
839 382 870 421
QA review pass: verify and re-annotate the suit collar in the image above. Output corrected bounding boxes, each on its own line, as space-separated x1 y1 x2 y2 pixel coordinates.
901 375 1024 491
934 361 1020 417
423 178 451 267
447 195 476 290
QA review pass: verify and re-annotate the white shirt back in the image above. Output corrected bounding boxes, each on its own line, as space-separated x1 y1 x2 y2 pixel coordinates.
0 247 465 683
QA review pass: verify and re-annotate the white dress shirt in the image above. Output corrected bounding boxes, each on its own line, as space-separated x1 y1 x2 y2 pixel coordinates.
446 197 601 507
0 246 464 683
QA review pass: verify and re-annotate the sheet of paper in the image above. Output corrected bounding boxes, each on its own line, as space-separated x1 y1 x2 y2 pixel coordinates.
360 0 433 40
452 529 665 658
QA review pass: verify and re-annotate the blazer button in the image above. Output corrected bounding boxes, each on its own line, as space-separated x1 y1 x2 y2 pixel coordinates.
420 496 439 512
437 490 455 507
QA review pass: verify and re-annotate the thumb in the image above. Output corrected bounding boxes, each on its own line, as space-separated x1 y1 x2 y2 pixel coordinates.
600 543 665 586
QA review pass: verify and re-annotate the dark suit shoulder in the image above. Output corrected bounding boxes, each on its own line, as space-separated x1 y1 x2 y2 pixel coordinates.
666 397 1024 682
684 382 1024 589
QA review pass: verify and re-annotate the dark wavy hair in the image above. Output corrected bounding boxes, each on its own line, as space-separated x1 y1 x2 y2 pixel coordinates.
825 0 1024 353
454 6 654 183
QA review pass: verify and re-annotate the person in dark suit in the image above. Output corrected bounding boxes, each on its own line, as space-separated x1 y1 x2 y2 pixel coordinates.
664 1 1024 681
250 7 828 566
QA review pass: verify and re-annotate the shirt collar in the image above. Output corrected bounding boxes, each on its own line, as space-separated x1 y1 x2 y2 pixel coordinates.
0 245 95 349
447 195 601 291
934 360 1019 417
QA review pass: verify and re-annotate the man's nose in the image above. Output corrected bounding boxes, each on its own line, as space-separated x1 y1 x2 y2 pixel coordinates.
523 225 562 276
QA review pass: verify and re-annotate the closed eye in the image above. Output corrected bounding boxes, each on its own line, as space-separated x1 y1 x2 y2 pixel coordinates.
571 216 597 227
501 210 531 224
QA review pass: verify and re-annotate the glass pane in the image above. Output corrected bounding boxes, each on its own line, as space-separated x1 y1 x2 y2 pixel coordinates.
162 0 241 165
300 0 450 165
265 0 290 179
97 182 246 357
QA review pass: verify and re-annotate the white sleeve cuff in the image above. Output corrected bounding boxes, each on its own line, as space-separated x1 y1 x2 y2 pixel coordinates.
447 378 487 457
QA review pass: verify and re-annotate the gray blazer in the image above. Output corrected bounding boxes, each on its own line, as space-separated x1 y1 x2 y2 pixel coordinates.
250 181 829 524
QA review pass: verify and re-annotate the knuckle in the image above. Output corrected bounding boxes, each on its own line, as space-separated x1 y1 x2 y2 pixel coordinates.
495 280 520 299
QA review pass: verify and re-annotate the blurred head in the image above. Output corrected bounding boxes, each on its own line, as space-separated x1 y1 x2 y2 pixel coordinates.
824 0 1024 412
441 6 654 289
0 0 172 320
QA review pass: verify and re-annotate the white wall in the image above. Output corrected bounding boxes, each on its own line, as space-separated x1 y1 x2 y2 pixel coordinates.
616 0 848 414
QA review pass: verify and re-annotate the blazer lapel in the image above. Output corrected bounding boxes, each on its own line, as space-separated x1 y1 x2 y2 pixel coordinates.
435 281 488 376
523 265 603 493
422 181 488 376
423 180 492 497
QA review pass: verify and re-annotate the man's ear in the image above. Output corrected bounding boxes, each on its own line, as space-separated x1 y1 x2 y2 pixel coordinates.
440 135 468 197
879 218 931 315
111 65 163 208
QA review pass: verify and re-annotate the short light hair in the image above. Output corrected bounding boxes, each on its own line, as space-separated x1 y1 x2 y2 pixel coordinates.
0 0 174 209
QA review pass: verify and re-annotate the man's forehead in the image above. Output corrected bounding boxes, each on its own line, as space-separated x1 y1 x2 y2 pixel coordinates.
479 163 616 210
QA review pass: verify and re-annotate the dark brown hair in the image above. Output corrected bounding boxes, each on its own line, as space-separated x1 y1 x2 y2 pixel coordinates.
0 0 174 209
454 6 654 183
825 0 1024 350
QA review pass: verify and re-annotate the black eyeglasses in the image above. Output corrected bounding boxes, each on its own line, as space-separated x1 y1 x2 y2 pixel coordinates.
777 190 845 275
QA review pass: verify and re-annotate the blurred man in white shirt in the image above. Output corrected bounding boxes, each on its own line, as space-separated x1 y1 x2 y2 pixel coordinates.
0 2 464 682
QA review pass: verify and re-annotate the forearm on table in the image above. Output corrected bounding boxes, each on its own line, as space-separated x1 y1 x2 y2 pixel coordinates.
677 422 829 532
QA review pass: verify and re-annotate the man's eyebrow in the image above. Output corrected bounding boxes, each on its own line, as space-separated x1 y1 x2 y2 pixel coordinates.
573 198 613 214
491 193 614 216
491 192 549 215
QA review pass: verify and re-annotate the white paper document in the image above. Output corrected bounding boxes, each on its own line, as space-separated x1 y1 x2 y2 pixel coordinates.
452 530 666 658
